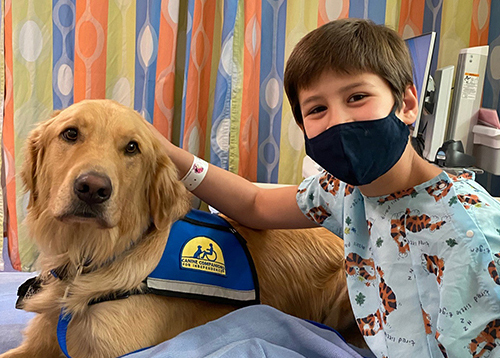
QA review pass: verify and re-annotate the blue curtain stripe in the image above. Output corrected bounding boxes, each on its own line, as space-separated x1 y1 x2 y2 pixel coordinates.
52 0 76 110
210 0 238 170
134 0 161 124
257 0 286 183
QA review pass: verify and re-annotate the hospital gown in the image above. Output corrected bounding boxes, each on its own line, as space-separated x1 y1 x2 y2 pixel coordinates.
296 170 500 358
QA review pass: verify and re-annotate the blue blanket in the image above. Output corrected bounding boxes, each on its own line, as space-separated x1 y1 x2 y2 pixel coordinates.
0 272 374 358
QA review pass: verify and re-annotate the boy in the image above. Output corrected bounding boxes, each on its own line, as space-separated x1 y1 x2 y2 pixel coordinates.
154 19 500 357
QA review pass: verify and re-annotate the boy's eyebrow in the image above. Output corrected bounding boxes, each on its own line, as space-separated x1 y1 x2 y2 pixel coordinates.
338 81 375 92
300 95 323 108
300 81 375 107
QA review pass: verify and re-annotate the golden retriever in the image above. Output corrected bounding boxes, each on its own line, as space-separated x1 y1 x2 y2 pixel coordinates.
0 99 357 358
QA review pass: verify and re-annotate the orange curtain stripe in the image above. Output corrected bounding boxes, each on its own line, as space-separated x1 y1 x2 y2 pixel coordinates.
74 0 109 101
153 1 179 141
470 0 491 46
318 0 349 26
398 0 425 36
182 0 216 158
238 1 261 181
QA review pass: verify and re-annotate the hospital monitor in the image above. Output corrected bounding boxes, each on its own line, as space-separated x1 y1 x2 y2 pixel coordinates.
404 32 437 138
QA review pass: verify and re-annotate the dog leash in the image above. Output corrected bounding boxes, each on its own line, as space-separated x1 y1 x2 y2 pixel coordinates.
57 309 72 358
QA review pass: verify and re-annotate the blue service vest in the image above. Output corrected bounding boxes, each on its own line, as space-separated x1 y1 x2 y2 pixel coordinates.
146 209 260 306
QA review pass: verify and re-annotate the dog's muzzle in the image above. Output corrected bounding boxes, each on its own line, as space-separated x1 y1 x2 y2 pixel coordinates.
55 171 115 227
74 172 112 206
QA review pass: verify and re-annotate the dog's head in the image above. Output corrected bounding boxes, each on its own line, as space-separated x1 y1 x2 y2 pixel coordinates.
21 99 191 239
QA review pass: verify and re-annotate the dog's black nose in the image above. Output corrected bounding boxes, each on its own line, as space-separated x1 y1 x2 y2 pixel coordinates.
74 172 112 205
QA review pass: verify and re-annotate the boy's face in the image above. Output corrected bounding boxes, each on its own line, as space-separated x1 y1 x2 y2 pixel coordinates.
298 71 416 139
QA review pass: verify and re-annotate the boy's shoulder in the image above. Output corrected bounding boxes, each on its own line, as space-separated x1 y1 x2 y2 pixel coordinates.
445 169 500 209
375 170 487 208
299 170 354 198
447 169 475 183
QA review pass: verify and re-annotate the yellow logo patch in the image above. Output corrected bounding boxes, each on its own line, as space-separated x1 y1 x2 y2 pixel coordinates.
181 236 226 276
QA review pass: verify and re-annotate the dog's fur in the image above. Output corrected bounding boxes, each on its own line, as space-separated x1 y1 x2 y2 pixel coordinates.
0 99 357 358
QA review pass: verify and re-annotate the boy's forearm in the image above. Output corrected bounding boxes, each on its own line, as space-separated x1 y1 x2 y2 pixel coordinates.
192 163 260 219
154 125 313 230
193 170 313 230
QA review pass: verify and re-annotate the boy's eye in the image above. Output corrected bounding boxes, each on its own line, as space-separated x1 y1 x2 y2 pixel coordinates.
308 106 327 115
347 94 367 103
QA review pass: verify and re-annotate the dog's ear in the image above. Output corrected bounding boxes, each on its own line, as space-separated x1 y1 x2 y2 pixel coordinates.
20 123 45 209
149 149 191 230
21 110 61 209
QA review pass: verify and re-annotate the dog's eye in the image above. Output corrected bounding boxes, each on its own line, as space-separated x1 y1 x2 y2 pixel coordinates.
61 128 78 142
125 141 139 154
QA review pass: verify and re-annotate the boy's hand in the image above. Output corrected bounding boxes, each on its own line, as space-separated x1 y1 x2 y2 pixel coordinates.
143 120 172 152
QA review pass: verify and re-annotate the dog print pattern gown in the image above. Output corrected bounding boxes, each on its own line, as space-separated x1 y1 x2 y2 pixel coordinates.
296 170 500 358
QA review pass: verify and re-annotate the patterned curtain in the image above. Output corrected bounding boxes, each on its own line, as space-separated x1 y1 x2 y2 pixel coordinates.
1 0 498 271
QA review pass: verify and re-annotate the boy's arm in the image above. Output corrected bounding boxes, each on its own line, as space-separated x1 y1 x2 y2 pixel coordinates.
154 127 316 230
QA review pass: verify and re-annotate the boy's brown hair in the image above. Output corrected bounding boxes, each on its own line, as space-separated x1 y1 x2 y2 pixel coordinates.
284 18 414 126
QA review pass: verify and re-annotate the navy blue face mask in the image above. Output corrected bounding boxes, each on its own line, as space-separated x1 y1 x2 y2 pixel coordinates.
304 111 410 186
